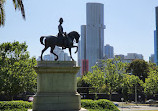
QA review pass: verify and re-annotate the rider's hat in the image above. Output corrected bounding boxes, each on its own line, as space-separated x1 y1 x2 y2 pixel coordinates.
59 18 63 23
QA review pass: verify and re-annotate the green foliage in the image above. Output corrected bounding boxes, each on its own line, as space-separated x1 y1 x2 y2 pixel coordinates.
126 59 149 82
83 66 105 93
1 109 28 111
121 74 144 101
81 99 97 109
144 69 158 95
0 101 32 110
81 99 120 111
77 77 90 87
102 58 127 99
0 41 37 100
0 100 120 111
88 109 116 111
81 58 128 100
82 66 105 99
78 57 158 101
123 74 143 94
77 77 92 94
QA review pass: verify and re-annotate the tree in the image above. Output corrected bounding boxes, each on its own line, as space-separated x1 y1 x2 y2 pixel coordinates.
77 77 92 96
122 74 144 101
126 59 149 82
102 58 127 100
83 65 105 94
144 69 158 96
83 58 127 100
0 0 25 26
0 41 37 100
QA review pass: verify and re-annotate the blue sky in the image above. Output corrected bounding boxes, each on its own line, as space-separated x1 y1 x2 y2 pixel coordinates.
0 0 158 61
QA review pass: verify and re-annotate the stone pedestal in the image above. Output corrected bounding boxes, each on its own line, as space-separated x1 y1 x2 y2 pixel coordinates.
33 61 81 111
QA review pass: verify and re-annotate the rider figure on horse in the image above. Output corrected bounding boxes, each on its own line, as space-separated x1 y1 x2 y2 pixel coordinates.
58 18 67 49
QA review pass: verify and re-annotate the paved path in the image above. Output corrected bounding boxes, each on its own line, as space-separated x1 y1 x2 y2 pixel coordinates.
118 105 158 111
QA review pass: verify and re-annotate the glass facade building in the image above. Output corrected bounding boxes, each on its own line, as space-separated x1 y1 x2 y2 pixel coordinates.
155 7 158 65
78 3 105 75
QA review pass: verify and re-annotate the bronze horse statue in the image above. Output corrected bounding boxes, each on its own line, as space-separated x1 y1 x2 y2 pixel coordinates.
40 31 80 61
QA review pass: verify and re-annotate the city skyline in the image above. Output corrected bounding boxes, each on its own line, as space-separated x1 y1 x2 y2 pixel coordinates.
0 0 158 61
37 46 71 61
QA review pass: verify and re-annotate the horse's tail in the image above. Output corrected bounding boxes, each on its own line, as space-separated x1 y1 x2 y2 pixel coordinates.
40 36 45 45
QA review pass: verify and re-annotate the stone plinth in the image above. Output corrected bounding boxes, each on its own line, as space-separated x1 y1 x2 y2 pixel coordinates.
32 61 81 111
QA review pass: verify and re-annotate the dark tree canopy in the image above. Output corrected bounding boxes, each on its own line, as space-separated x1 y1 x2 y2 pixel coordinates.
126 59 149 82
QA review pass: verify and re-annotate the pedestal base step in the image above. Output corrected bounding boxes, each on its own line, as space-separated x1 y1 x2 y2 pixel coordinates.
33 93 81 110
28 107 88 111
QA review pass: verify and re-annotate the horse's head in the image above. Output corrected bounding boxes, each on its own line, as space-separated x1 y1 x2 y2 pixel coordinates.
68 31 80 43
74 32 80 43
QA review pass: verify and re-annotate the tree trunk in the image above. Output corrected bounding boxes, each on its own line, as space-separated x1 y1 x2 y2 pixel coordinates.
109 91 112 100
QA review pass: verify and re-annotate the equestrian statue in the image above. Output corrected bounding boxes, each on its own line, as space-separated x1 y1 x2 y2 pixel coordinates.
40 18 80 61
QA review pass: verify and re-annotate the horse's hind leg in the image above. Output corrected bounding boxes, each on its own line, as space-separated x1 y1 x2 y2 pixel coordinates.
41 46 49 61
50 46 58 61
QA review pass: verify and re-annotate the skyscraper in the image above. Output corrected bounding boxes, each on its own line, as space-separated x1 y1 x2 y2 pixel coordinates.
149 54 155 63
155 6 158 65
78 3 105 75
86 3 105 72
78 25 88 76
104 44 114 59
154 30 157 64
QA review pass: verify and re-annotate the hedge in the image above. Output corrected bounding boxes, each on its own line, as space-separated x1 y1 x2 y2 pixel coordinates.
0 101 32 110
81 99 120 111
0 99 119 111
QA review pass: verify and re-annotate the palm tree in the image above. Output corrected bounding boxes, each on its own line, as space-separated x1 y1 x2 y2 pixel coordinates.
0 0 25 26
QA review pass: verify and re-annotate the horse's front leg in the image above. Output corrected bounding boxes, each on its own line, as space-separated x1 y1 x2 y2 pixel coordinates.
51 46 58 61
71 45 78 53
69 48 74 61
41 46 49 61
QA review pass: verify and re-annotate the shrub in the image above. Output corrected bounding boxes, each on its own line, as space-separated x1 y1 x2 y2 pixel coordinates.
81 99 98 109
81 99 120 111
0 101 32 110
96 99 119 110
0 108 28 111
0 99 119 111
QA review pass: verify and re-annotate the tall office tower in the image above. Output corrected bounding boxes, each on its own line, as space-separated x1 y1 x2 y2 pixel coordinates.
86 3 105 71
155 6 158 65
78 25 88 76
77 40 81 76
149 54 155 63
154 30 157 64
78 3 105 75
104 44 114 59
